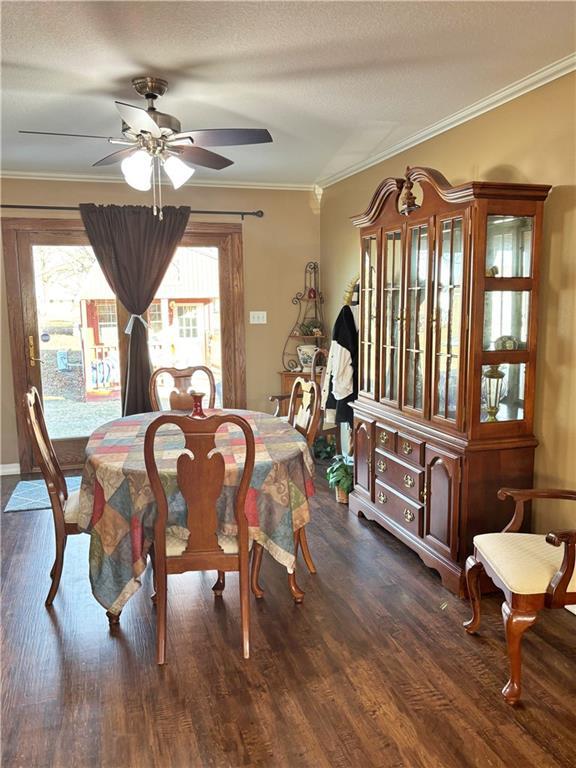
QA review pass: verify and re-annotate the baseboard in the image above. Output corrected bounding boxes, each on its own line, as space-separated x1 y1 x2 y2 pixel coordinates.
0 463 21 477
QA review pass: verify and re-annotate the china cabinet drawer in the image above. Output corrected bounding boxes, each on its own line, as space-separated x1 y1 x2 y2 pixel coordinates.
376 425 396 452
374 449 424 502
375 480 423 537
395 432 425 467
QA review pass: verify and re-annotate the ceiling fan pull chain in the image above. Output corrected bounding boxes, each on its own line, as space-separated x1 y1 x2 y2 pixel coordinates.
152 156 157 216
157 158 163 220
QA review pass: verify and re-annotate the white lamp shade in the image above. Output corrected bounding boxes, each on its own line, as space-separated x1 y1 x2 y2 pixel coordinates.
163 155 195 189
121 150 152 191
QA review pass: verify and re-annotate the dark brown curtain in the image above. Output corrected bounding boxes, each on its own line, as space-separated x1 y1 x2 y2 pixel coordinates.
79 204 190 415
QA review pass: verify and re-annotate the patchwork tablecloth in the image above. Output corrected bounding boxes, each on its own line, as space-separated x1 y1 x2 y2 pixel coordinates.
78 410 315 614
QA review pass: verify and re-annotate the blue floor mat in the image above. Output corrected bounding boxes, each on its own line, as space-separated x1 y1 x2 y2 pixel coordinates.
3 476 81 512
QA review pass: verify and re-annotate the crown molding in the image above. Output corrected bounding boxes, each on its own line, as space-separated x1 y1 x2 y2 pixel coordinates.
317 53 576 189
0 170 314 192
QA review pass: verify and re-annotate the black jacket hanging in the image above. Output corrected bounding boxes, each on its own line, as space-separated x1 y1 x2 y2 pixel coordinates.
321 304 358 427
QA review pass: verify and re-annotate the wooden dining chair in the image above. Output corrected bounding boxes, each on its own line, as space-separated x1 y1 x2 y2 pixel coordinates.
149 365 217 411
310 348 341 453
24 387 82 607
253 376 320 603
464 487 576 704
144 412 255 663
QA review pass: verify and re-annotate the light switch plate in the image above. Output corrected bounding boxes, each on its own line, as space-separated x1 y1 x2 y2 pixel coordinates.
249 311 267 324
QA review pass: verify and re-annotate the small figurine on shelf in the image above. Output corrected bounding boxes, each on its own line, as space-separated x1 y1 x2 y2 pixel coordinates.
308 287 317 299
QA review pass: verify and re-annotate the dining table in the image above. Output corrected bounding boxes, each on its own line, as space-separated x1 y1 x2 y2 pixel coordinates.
77 409 316 616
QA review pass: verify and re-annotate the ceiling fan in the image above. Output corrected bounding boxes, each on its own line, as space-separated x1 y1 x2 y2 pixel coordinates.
20 76 273 213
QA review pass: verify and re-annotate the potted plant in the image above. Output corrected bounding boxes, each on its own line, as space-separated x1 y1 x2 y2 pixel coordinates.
326 454 354 504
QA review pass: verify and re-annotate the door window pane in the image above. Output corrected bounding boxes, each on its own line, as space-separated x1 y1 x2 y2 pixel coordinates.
405 225 428 411
433 218 463 422
381 231 401 403
148 247 222 407
32 245 121 438
360 235 377 396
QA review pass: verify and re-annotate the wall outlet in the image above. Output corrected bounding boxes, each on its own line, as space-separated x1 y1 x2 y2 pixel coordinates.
249 311 267 324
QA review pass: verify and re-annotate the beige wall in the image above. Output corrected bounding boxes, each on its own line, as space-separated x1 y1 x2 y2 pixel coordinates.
1 180 320 465
320 72 576 531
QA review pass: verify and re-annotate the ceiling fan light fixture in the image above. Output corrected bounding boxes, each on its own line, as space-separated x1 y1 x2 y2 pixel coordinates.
163 154 195 189
121 149 152 191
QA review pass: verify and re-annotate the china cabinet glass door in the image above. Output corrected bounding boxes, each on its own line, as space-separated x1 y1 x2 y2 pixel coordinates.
359 233 379 398
431 215 465 425
380 229 402 406
403 221 431 414
480 214 534 424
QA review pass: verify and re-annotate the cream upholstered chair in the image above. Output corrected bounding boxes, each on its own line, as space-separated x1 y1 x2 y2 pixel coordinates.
464 487 576 705
149 365 216 411
24 387 82 606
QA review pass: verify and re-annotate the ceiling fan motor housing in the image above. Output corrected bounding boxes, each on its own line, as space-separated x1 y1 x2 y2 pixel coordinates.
132 76 169 99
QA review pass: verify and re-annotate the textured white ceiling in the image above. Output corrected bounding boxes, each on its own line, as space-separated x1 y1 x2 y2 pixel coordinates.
1 1 575 188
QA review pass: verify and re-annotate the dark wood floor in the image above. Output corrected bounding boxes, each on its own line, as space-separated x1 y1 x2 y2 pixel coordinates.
1 471 575 768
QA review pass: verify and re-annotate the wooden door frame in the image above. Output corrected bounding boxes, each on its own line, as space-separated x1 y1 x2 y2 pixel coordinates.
2 217 246 474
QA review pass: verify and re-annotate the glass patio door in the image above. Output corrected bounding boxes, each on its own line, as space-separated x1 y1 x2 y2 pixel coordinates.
4 219 246 474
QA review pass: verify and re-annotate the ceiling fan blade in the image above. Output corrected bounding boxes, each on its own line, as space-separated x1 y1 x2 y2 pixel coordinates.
92 146 137 167
115 101 162 138
168 128 272 147
170 145 233 170
20 130 114 140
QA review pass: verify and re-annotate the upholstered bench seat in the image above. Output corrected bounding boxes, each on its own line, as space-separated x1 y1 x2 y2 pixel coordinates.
474 532 576 595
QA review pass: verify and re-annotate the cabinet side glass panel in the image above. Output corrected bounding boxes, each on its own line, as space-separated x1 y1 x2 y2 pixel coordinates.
404 225 428 411
433 218 463 421
481 362 526 422
486 216 533 278
360 235 378 396
483 291 529 350
381 231 402 404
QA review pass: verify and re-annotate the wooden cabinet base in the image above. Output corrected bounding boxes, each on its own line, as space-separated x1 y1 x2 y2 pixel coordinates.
349 491 464 595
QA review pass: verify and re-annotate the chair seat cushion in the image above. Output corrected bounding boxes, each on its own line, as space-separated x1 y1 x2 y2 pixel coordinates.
166 526 241 557
474 532 576 595
63 489 80 523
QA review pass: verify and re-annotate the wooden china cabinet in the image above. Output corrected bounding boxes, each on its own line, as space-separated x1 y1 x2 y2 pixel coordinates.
349 167 551 594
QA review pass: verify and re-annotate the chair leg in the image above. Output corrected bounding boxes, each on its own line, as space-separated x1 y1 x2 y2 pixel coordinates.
250 543 265 599
156 567 168 665
501 601 538 705
463 555 483 633
239 556 250 660
212 571 226 596
296 527 317 574
45 534 67 607
288 570 305 604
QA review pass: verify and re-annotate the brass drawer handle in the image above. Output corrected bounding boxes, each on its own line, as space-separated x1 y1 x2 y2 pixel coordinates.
377 459 387 472
378 491 387 504
401 440 413 455
403 473 415 488
379 432 389 445
403 509 415 523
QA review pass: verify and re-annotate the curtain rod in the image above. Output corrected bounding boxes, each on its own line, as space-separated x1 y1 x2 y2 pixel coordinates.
0 204 264 220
